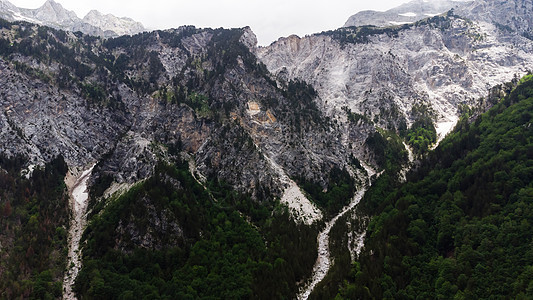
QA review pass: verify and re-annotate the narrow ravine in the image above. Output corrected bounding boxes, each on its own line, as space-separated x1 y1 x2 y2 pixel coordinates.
297 164 376 300
399 141 415 182
63 164 95 300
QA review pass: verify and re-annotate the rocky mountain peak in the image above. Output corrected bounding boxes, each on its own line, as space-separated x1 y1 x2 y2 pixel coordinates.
259 6 533 154
82 8 145 36
0 0 145 37
84 9 102 18
0 0 15 8
239 26 258 52
34 0 78 25
0 0 15 21
42 0 61 8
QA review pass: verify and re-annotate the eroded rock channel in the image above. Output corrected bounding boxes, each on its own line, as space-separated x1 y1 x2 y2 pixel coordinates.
63 164 95 300
297 164 376 300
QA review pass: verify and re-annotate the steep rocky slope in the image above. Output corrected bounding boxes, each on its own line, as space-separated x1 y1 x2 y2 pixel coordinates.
258 8 533 146
0 18 363 298
457 0 533 38
0 20 361 220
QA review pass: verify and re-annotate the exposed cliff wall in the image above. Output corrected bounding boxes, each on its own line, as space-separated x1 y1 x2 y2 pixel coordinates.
258 12 533 144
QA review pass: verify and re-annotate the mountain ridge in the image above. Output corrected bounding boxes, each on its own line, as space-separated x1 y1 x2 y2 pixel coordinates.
344 0 473 27
258 7 533 153
0 0 145 37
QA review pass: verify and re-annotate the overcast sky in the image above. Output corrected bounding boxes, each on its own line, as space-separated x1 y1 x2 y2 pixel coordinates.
9 0 410 45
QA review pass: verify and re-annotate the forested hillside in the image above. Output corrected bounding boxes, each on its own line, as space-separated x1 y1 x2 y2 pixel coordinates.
0 155 69 298
338 74 533 299
75 160 319 299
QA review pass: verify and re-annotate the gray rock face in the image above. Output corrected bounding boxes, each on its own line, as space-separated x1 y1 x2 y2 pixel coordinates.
258 8 533 145
239 26 258 52
0 0 145 37
1 0 533 225
0 20 355 215
457 0 533 38
82 10 145 37
0 60 128 168
344 0 472 27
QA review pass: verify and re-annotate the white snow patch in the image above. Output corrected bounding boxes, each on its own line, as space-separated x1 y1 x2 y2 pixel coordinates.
63 164 95 300
399 12 417 17
399 141 415 182
281 182 322 225
187 155 207 184
404 142 415 163
347 227 367 261
389 21 414 25
353 230 366 257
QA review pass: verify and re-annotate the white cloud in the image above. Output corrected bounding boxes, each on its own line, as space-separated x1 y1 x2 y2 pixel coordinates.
8 0 410 45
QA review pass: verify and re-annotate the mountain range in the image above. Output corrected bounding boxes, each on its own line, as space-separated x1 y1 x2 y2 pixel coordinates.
260 0 533 149
0 0 145 37
0 0 532 299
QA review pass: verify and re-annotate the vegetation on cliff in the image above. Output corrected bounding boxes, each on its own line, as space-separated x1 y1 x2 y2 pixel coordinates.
338 74 533 299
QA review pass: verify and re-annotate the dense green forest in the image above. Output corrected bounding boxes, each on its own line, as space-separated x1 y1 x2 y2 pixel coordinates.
337 74 533 298
406 103 437 155
76 161 319 299
298 166 357 217
0 155 69 299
